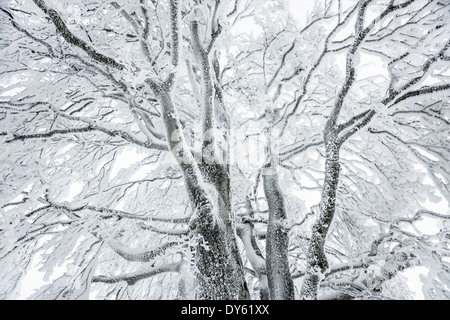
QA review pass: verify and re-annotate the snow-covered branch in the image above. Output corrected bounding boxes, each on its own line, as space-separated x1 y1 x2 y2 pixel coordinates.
139 223 189 236
5 126 95 143
337 110 376 145
277 4 359 133
46 103 168 150
109 240 181 262
390 83 450 106
45 200 191 224
92 261 183 285
31 0 124 70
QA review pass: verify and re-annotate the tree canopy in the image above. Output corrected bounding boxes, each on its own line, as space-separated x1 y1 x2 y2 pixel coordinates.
0 0 449 300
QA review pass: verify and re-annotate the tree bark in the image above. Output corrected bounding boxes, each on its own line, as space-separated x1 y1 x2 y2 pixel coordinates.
301 143 340 299
236 220 269 300
152 88 249 300
263 161 295 300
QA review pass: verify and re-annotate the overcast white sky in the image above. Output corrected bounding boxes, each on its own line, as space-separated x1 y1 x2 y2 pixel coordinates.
287 0 317 25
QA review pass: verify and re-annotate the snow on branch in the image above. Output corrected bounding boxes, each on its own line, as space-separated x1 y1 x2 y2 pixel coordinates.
110 2 157 68
383 39 450 106
31 0 124 70
390 84 450 106
139 223 189 236
279 140 323 162
169 0 180 68
367 209 449 262
266 40 296 91
63 54 128 92
236 220 268 298
190 18 216 153
98 206 191 223
46 103 168 151
390 108 450 126
206 0 222 53
0 7 55 57
277 4 359 133
326 0 419 135
263 160 295 299
326 1 376 130
45 199 191 224
92 261 183 285
337 110 376 145
337 109 373 133
5 126 95 143
367 128 450 203
109 239 182 262
395 209 450 224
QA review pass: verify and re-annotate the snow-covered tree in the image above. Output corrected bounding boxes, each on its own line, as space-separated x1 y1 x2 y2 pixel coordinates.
0 0 449 300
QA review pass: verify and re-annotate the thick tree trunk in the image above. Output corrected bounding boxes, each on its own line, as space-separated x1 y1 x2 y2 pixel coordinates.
301 143 340 299
153 89 249 300
263 161 295 300
194 225 249 300
196 163 249 300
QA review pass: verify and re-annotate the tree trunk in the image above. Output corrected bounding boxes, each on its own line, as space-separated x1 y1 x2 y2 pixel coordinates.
263 161 295 300
196 163 250 300
236 220 269 300
301 143 340 299
154 89 249 300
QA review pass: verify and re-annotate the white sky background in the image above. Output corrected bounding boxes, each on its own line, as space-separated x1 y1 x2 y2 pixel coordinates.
287 0 317 25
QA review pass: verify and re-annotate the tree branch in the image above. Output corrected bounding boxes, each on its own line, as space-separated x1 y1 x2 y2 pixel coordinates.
139 223 189 236
263 160 295 299
1 7 54 56
383 39 450 105
337 110 376 145
279 140 323 162
109 239 181 262
266 41 296 91
390 84 450 106
31 0 124 70
276 4 359 133
395 209 450 224
5 126 94 143
337 109 372 133
46 103 167 150
92 261 183 285
111 2 157 68
46 199 191 224
325 0 372 131
169 0 180 68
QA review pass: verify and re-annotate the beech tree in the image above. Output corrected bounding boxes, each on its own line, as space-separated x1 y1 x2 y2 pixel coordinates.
0 0 449 300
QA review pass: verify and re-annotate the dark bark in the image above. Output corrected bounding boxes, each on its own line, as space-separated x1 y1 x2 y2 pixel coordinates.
153 89 249 300
32 0 123 70
263 161 295 300
301 143 340 299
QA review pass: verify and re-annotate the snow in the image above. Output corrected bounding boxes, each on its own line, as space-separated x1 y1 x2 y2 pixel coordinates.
2 0 449 301
108 146 149 181
0 87 27 97
402 266 429 300
58 181 84 202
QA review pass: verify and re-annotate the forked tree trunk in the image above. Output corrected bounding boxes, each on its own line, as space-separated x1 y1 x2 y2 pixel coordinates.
195 163 249 300
153 88 249 300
